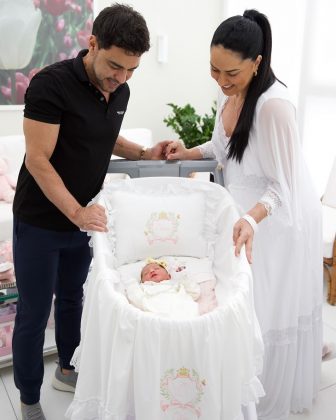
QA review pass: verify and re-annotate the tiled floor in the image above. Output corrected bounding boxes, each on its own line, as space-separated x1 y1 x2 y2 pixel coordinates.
1 295 335 420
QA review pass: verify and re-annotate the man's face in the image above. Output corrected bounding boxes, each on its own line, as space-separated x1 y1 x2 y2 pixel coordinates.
87 36 141 94
141 263 171 283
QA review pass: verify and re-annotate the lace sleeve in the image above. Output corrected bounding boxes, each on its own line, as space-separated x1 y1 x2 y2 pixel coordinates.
258 184 282 215
256 97 303 223
197 141 216 159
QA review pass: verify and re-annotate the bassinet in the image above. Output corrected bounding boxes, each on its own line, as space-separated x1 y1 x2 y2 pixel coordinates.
66 163 264 420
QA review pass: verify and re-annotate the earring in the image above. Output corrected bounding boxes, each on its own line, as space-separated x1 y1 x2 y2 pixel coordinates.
254 70 258 77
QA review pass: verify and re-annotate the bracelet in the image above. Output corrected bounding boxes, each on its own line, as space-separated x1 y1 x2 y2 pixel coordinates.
242 214 258 233
139 146 147 160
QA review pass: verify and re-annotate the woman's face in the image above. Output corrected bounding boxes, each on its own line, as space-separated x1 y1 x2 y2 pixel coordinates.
210 45 261 97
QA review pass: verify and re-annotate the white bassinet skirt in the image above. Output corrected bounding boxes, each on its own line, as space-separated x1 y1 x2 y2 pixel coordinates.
66 177 264 420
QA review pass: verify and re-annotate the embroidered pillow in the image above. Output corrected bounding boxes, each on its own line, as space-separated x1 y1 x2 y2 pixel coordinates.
109 190 208 266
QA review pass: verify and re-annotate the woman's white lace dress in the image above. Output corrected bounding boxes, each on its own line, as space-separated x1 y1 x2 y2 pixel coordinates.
198 80 323 420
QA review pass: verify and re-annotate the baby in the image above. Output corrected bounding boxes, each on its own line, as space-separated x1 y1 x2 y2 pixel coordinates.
140 260 173 283
126 258 201 319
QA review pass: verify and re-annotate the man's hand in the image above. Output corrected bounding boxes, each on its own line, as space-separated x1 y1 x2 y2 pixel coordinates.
147 140 172 159
72 204 108 232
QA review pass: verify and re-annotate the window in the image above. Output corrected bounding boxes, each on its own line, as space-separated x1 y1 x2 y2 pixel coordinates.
223 0 336 194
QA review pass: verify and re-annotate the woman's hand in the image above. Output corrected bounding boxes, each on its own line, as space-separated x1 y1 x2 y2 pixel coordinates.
147 141 172 159
233 218 255 264
165 140 189 160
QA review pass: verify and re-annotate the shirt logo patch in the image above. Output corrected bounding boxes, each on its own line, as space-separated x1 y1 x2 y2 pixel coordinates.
117 110 125 115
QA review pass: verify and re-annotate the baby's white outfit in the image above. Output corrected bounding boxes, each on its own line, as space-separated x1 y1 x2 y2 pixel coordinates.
126 271 200 319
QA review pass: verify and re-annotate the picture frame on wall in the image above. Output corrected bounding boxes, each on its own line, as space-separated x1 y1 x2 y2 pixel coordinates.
0 0 94 109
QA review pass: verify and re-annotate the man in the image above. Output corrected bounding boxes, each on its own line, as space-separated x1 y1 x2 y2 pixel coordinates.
12 4 166 419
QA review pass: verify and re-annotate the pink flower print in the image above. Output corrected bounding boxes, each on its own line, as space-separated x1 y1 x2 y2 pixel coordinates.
77 30 89 49
56 17 65 32
42 0 69 16
160 402 169 412
86 18 93 32
68 49 79 59
28 68 41 81
86 0 93 12
0 73 29 104
58 52 68 61
77 18 93 48
15 72 30 104
0 78 11 100
0 70 40 104
68 2 82 14
63 34 73 48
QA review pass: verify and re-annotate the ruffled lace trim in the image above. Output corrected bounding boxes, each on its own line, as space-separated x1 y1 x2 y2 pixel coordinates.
65 397 135 420
263 304 322 346
241 376 265 405
66 378 263 419
70 346 81 371
86 178 233 264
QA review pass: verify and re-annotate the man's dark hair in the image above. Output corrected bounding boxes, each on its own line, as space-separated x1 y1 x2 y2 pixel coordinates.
92 3 150 55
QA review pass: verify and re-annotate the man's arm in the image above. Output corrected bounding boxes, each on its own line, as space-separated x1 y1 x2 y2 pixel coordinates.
24 117 107 231
113 135 171 160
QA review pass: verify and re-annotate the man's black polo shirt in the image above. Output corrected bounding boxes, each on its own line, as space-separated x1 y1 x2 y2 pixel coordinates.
13 50 129 231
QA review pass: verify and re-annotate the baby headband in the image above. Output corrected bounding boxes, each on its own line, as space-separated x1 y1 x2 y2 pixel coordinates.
145 257 168 270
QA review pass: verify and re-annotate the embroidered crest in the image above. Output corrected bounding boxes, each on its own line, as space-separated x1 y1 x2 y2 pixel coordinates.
160 367 206 419
144 211 180 245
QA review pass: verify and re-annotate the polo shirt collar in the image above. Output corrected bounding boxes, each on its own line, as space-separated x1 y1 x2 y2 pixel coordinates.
74 49 90 83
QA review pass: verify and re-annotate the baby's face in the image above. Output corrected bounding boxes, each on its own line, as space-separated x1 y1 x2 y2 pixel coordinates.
141 263 171 283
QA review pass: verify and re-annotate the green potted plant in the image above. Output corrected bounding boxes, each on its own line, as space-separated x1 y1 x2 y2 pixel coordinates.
163 102 216 148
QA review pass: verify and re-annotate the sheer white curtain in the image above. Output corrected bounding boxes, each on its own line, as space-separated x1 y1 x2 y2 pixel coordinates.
222 0 336 195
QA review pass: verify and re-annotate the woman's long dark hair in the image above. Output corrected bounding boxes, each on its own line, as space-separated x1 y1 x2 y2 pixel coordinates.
211 9 277 162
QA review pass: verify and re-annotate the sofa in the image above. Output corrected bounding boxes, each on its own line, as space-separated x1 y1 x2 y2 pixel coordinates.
0 129 153 243
0 135 25 242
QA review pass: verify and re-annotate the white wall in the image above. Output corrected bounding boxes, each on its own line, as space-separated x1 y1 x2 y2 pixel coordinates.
222 0 336 195
223 0 306 106
0 0 223 141
1 1 335 194
97 0 222 141
0 106 24 136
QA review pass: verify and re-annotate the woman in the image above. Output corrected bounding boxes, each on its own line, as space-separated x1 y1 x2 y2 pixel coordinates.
165 9 323 420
